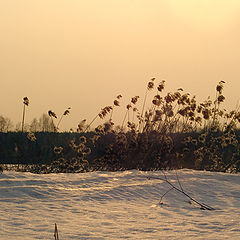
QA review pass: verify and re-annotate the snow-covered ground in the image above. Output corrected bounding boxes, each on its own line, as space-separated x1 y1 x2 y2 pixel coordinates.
0 169 239 239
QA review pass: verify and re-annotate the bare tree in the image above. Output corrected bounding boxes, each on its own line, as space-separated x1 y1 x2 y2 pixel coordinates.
29 118 39 132
0 115 14 132
39 113 55 132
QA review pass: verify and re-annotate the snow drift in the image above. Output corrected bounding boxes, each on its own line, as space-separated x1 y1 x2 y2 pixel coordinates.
0 169 239 239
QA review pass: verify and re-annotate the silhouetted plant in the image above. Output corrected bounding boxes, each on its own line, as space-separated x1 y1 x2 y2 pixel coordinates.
48 110 57 132
21 97 29 132
56 107 71 130
182 81 240 172
2 79 240 174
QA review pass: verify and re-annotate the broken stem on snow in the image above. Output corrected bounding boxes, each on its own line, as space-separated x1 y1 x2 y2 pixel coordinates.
147 174 215 211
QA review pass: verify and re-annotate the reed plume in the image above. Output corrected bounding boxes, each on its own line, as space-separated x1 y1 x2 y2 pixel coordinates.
56 107 71 130
21 97 29 132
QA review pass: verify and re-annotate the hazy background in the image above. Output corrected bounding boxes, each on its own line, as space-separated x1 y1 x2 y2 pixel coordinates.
1 0 240 131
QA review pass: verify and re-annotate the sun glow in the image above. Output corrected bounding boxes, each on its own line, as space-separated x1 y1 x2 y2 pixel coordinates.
168 0 240 29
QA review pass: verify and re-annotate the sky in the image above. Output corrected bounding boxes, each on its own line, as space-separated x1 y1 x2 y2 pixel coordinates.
1 0 240 131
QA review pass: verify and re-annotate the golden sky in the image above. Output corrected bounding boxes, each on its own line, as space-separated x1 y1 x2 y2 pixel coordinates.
1 0 240 130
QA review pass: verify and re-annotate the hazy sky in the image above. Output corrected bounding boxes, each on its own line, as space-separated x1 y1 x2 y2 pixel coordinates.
1 0 240 131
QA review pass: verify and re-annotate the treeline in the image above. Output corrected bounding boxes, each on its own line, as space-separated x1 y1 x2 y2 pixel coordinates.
0 131 200 167
1 128 240 173
0 132 68 164
0 131 107 166
0 113 56 132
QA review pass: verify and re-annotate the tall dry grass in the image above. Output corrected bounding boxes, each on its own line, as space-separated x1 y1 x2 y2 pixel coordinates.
9 79 240 173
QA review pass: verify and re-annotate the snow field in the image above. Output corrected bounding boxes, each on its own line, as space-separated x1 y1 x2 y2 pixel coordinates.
0 169 239 239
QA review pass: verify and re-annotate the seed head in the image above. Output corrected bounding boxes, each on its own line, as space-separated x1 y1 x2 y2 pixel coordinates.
216 81 225 94
152 99 161 106
83 147 91 155
99 106 113 119
188 111 194 118
76 143 85 153
147 81 154 90
174 92 181 99
90 135 100 144
165 93 174 103
131 96 139 105
27 132 36 141
217 95 225 103
54 146 63 154
116 94 122 99
79 136 87 144
63 107 71 116
126 104 132 110
114 100 120 106
178 108 188 117
77 119 86 132
155 110 162 116
23 97 29 106
48 110 57 118
157 80 165 92
197 106 202 113
95 125 104 134
103 121 114 132
195 116 202 124
191 103 197 111
202 109 211 120
167 110 174 117
64 110 70 116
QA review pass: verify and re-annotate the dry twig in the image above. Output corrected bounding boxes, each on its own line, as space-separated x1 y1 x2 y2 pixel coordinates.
54 223 59 240
147 173 215 210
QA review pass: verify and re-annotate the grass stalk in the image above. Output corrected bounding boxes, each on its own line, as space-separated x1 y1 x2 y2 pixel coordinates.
84 114 99 132
21 104 26 132
54 223 59 240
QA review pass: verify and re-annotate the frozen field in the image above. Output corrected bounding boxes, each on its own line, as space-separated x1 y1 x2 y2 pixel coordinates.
0 169 239 239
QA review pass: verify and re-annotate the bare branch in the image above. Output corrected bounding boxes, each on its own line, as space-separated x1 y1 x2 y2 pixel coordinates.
159 187 174 205
175 170 184 192
147 175 215 211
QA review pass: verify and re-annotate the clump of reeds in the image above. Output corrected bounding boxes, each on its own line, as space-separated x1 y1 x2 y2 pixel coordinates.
16 78 240 174
87 79 240 172
181 81 240 172
83 94 122 133
48 107 71 132
36 133 92 173
27 132 36 141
